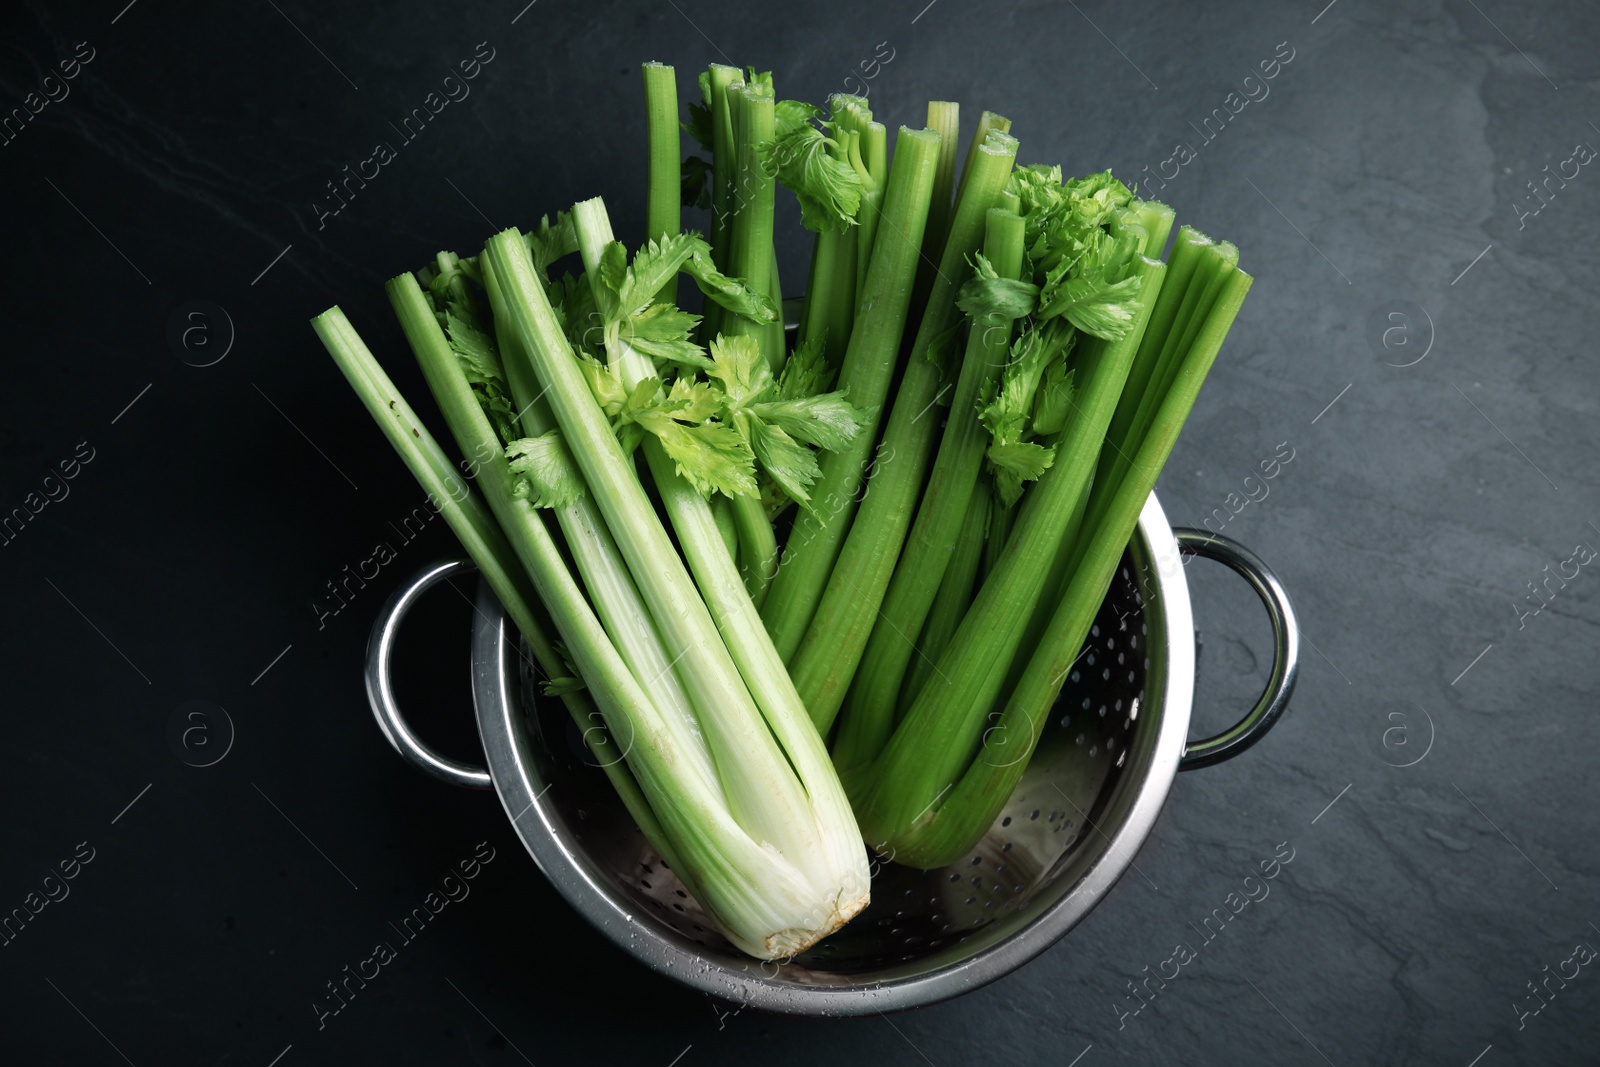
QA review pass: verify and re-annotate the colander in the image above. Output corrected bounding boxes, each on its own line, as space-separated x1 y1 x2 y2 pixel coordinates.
366 493 1297 1015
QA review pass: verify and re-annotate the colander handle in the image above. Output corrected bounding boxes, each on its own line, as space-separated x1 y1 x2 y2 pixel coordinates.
1172 529 1300 771
364 559 493 790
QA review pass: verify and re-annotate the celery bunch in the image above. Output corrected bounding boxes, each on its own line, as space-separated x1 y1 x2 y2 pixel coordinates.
312 58 1253 961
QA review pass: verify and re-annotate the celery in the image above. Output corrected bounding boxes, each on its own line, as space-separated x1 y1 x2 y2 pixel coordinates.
847 255 1167 854
832 205 1026 760
898 480 990 710
461 222 870 956
872 267 1252 866
785 130 1019 733
758 126 944 661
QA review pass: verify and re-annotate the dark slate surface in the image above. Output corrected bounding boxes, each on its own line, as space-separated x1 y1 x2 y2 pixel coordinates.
3 0 1596 1063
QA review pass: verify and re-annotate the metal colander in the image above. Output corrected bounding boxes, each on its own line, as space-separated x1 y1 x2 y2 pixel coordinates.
367 493 1297 1014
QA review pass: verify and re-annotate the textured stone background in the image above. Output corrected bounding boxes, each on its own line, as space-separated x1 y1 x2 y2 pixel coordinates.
2 0 1596 1063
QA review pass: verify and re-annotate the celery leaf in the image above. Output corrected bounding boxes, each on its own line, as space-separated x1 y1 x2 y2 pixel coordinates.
622 303 711 369
506 431 586 508
761 102 863 233
746 417 822 506
616 232 704 317
683 249 779 324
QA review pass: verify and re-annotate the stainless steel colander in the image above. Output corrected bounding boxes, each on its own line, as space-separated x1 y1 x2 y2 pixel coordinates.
366 492 1297 1015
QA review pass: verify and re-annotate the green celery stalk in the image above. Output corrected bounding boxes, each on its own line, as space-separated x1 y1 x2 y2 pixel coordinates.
832 206 1027 765
391 307 813 939
1011 237 1230 710
912 101 961 307
311 307 685 880
1099 228 1211 469
732 486 779 609
485 224 817 864
643 61 680 241
402 266 717 797
1134 198 1175 259
719 81 778 362
853 121 888 305
713 495 739 561
701 63 742 340
979 486 1013 584
716 81 782 606
846 255 1167 852
786 131 1019 733
898 479 990 711
876 266 1252 867
764 247 786 372
797 94 872 369
759 126 944 662
642 61 681 302
566 198 875 937
953 111 1011 208
1096 232 1236 525
798 214 858 368
486 218 871 951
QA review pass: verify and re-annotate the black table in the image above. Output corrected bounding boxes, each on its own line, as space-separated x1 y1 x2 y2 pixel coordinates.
4 1 1596 1063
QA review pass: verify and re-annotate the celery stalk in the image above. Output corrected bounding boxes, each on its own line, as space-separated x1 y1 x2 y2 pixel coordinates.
833 206 1027 762
759 126 944 662
786 131 1019 733
846 255 1168 853
311 307 685 879
898 480 990 711
484 216 871 954
876 266 1252 867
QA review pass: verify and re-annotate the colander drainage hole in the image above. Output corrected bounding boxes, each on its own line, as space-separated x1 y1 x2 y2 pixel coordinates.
949 872 961 882
971 856 983 866
1001 842 1012 852
1001 816 1012 827
641 879 652 888
1030 809 1040 820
